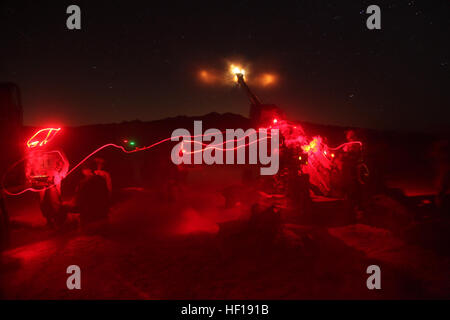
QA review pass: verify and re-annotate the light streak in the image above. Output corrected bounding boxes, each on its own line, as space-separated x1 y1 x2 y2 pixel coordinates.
26 128 61 149
3 122 363 197
3 130 275 196
328 141 362 151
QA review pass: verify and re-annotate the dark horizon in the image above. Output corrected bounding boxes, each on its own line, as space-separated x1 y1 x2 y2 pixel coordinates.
19 111 448 137
1 0 449 132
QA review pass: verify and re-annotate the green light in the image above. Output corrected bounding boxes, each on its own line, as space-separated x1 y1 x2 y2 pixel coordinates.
129 141 135 146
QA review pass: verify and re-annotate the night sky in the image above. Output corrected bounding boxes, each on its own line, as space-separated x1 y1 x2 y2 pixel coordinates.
1 0 449 132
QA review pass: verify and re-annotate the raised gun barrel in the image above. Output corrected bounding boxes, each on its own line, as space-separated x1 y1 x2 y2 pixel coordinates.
235 73 284 125
235 73 262 107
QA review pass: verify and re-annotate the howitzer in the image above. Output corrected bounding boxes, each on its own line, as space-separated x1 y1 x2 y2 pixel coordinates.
234 73 285 126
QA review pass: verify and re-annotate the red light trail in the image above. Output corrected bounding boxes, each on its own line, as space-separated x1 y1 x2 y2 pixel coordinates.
2 129 275 196
26 127 61 149
2 125 362 196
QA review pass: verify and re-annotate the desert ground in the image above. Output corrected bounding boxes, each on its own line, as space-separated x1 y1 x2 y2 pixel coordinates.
1 163 449 299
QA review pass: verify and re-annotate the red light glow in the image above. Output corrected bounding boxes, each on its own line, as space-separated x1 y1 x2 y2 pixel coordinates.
26 128 61 149
4 121 362 197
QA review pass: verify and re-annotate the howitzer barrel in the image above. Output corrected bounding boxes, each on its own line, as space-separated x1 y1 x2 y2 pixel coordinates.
234 71 284 125
236 73 262 106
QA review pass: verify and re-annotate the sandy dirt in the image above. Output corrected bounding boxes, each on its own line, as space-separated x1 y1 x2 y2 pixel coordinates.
1 181 449 300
